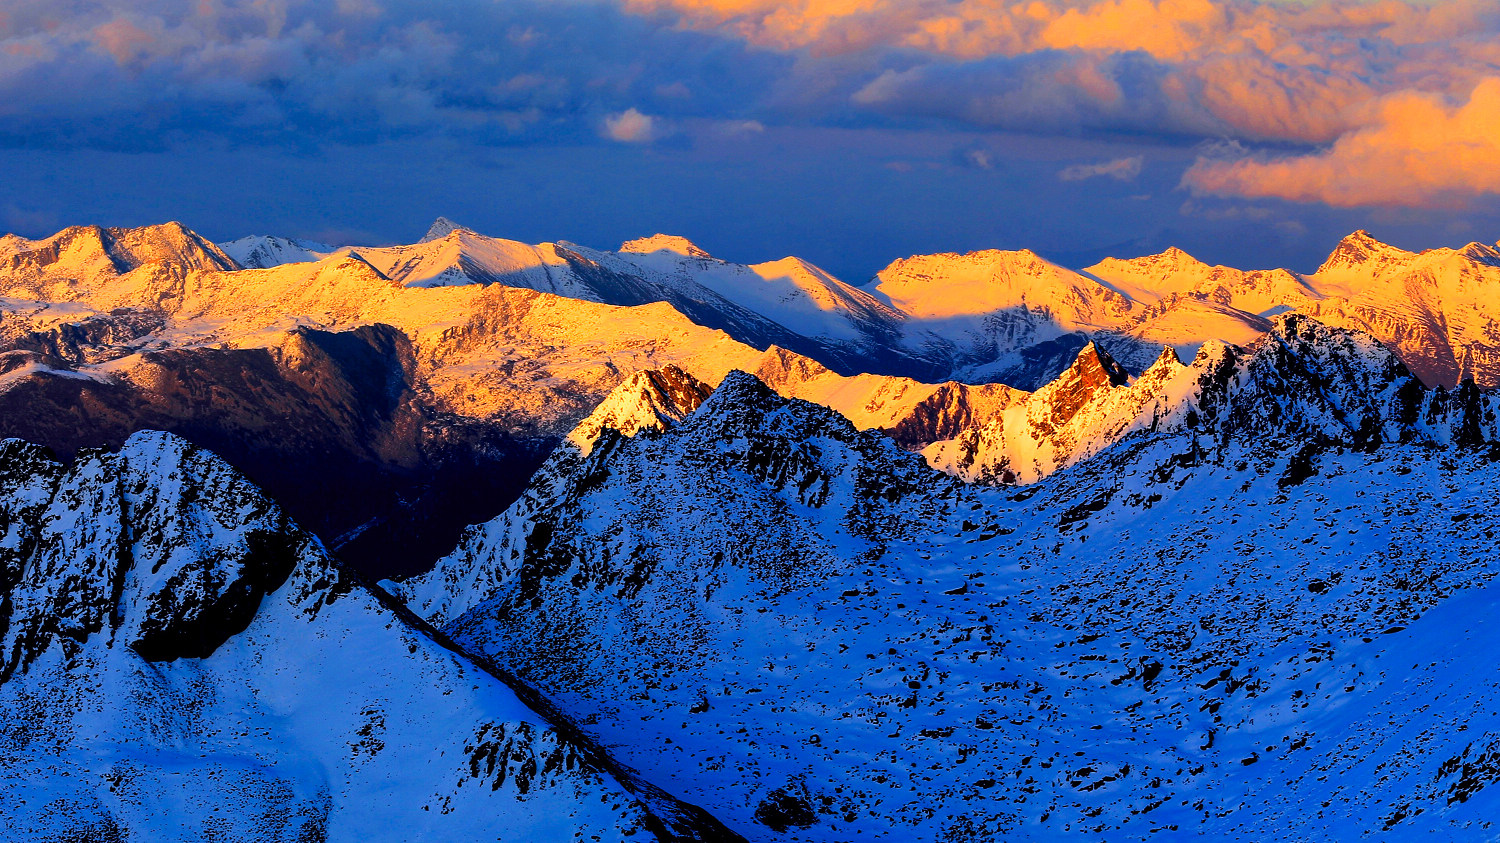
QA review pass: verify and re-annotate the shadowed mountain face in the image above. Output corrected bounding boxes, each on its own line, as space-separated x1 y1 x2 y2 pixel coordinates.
5 217 1500 840
0 322 551 579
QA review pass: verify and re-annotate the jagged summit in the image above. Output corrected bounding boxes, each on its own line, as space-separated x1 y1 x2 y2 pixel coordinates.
565 365 713 455
1458 241 1500 267
420 216 471 243
926 312 1498 485
219 234 335 269
753 344 836 385
396 305 1500 839
1150 343 1184 368
619 234 713 259
1071 341 1131 389
399 365 959 626
1316 229 1413 275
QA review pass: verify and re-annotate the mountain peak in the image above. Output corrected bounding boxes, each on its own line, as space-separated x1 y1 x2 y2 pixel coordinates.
618 234 713 259
319 250 391 283
218 234 334 269
420 216 470 243
565 365 713 455
1458 241 1500 267
1073 341 1131 389
753 345 835 388
1025 341 1131 434
1136 245 1204 270
1151 344 1184 368
1317 229 1412 274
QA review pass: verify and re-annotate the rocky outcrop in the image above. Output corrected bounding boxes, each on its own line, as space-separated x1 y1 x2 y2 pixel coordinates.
566 365 714 455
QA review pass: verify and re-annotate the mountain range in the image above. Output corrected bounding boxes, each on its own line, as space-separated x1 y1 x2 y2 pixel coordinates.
4 218 1500 839
397 316 1500 839
4 218 1500 578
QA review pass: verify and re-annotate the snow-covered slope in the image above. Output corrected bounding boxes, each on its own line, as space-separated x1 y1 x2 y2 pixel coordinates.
218 235 336 269
1084 231 1500 389
0 223 770 575
928 313 1495 484
1085 246 1319 317
1302 231 1500 388
565 365 714 455
0 430 738 842
72 218 1500 396
750 345 1022 450
397 320 1500 840
8 218 1500 579
874 248 1129 326
0 222 236 297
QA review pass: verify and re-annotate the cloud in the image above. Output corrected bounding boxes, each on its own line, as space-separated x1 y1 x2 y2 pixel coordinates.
962 149 995 170
0 0 785 150
604 108 657 142
4 0 1500 209
1060 156 1144 182
1183 77 1500 207
630 2 1500 138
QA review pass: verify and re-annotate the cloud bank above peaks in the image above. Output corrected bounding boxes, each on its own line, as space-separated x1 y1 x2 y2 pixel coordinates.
2 0 1498 211
627 0 1500 206
0 0 783 149
1184 77 1500 207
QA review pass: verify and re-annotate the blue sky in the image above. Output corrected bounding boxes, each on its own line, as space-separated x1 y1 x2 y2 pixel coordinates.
2 0 1498 280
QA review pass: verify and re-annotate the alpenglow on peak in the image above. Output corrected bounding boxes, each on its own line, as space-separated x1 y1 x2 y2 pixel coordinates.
619 234 713 259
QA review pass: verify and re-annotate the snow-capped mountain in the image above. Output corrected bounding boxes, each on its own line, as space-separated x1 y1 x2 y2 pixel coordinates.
1083 230 1500 389
0 222 235 294
396 317 1500 840
208 219 1500 392
0 430 737 842
5 218 1500 578
1302 231 1500 388
219 234 336 269
926 312 1496 484
0 222 766 576
7 215 1500 840
564 365 715 456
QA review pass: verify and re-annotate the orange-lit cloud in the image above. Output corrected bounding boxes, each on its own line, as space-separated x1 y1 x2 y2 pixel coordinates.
604 108 658 142
7 0 1500 210
1184 77 1500 207
626 0 1500 204
628 0 1498 130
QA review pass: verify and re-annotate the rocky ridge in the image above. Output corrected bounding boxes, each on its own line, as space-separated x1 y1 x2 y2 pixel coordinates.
3 219 1500 580
0 430 739 842
396 316 1500 840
